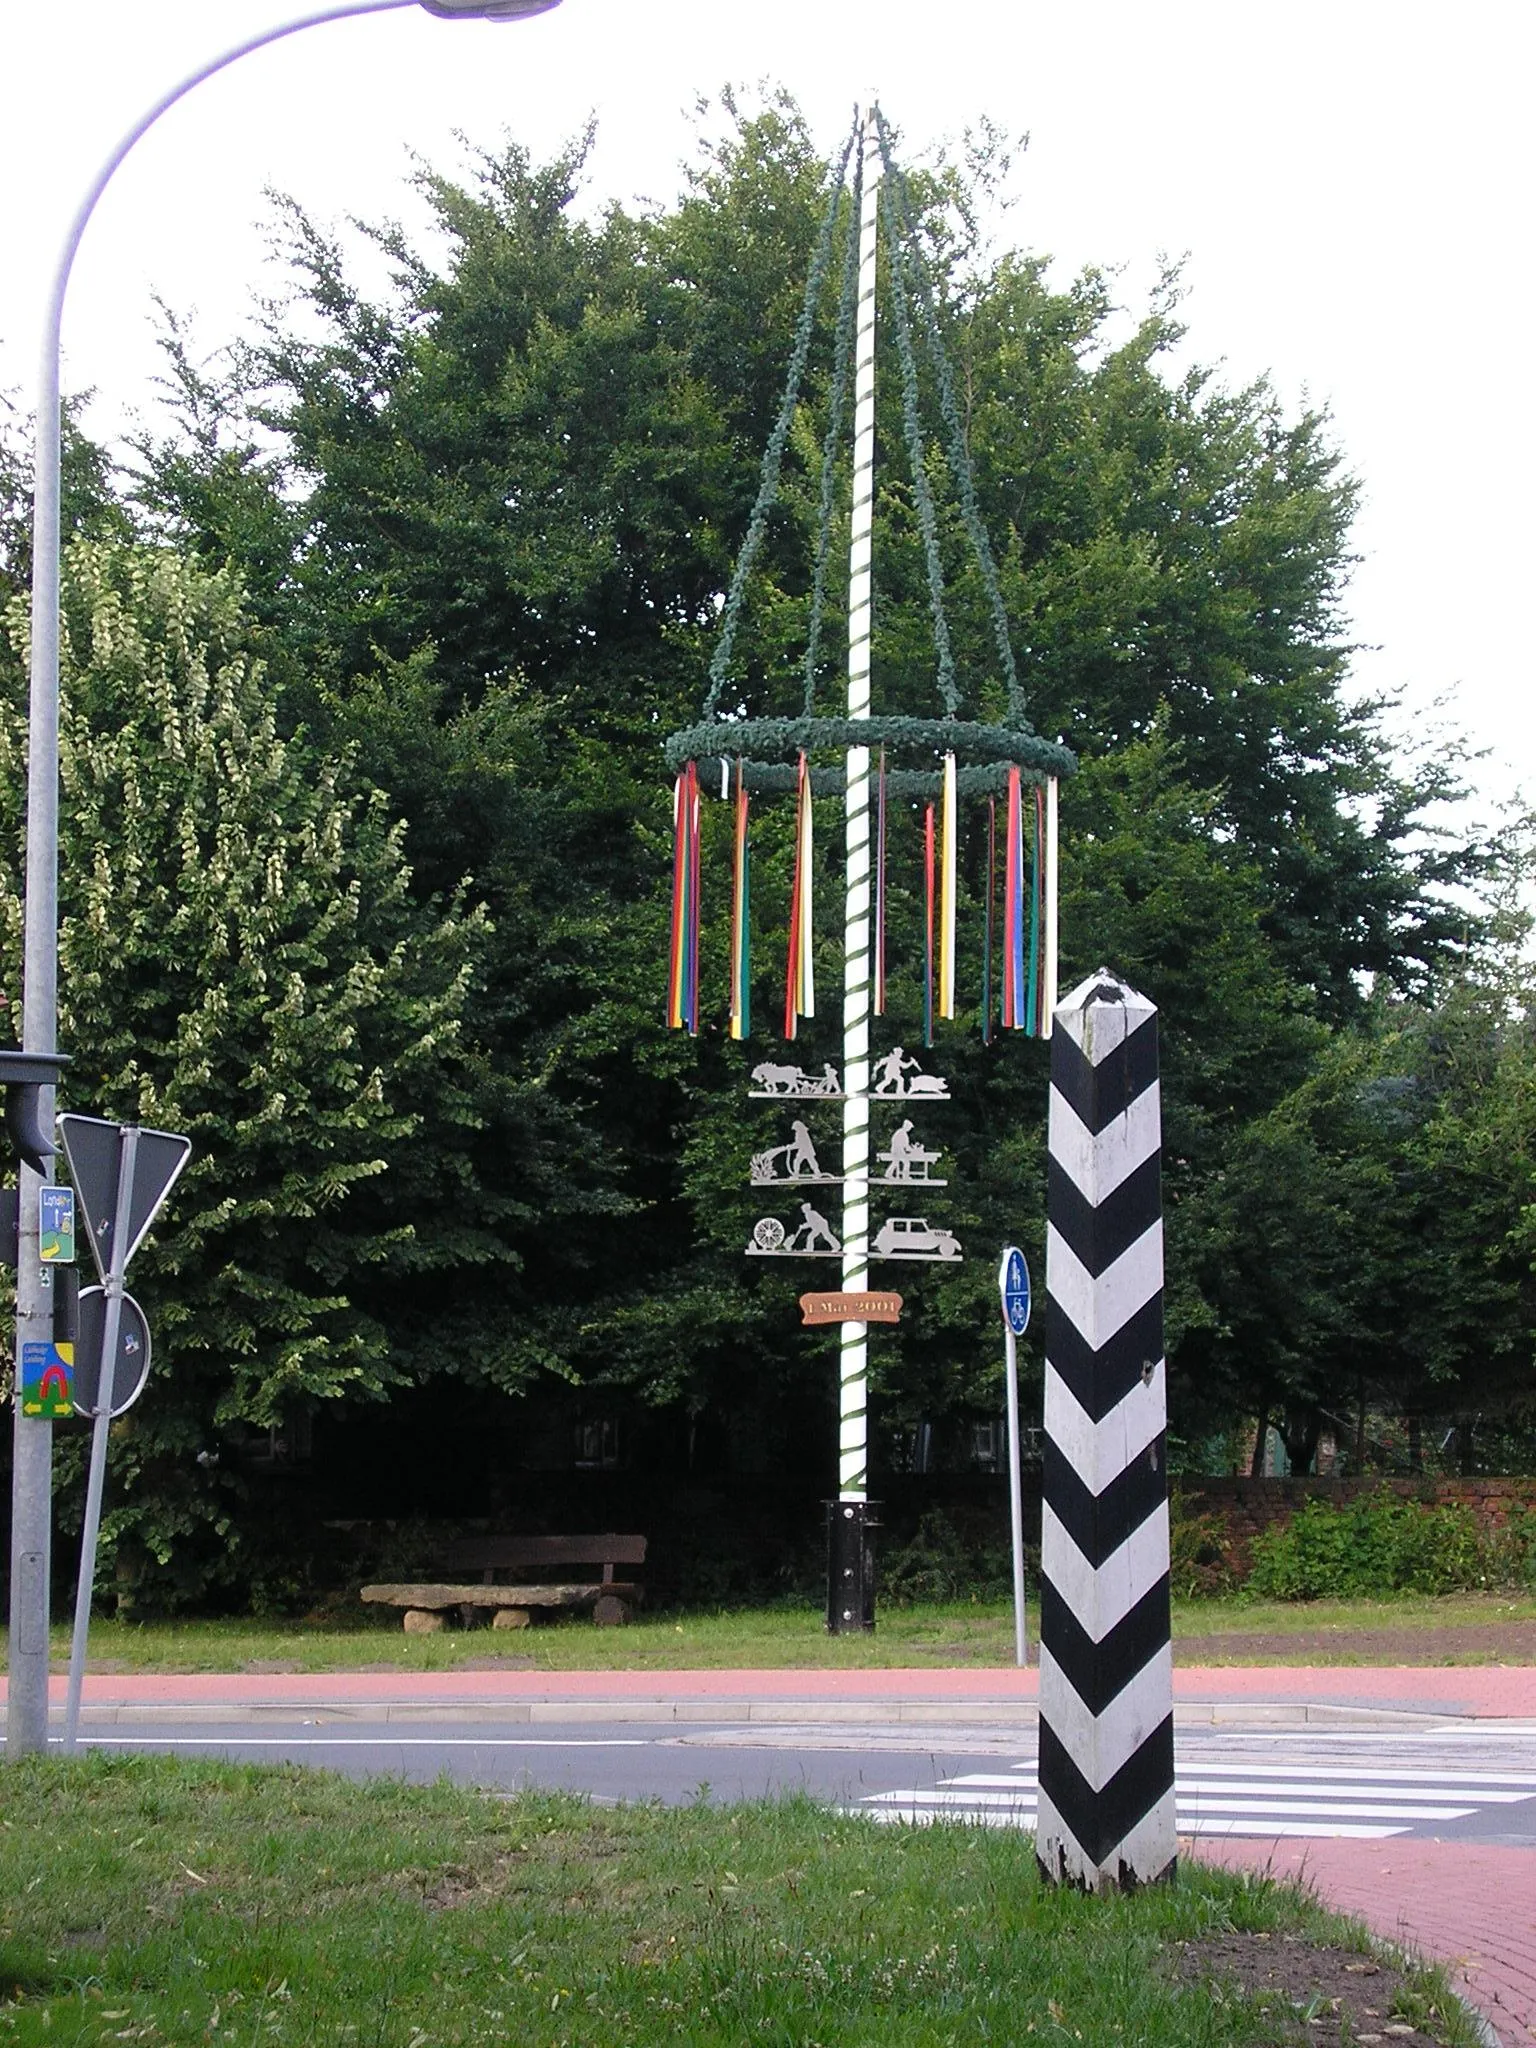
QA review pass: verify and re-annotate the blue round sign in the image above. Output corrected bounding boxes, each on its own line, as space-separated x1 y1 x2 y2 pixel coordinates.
1000 1245 1031 1336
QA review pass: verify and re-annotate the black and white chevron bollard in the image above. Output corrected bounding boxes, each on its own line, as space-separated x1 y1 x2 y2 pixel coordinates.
1036 969 1176 1890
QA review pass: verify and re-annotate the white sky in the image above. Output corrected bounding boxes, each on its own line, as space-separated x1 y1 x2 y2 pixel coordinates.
2 0 1531 819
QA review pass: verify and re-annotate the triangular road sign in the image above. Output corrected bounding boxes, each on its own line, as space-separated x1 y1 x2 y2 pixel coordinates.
121 1129 193 1268
57 1116 192 1284
57 1116 119 1281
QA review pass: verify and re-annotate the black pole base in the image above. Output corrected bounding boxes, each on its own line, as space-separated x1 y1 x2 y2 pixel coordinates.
825 1498 879 1633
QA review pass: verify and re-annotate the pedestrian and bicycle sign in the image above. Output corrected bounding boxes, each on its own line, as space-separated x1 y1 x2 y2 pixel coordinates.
997 1244 1032 1668
1000 1245 1031 1336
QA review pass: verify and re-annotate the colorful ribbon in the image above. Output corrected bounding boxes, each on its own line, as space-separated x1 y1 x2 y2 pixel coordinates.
1042 774 1059 1039
994 775 1052 1036
1026 782 1043 1034
982 795 995 1047
667 760 701 1033
1002 766 1025 1030
938 750 957 1020
874 747 887 1017
923 799 936 1049
729 758 751 1040
785 750 815 1039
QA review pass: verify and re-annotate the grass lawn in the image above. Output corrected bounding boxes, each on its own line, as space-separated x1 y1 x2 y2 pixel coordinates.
0 1753 1483 2047
21 1590 1536 1675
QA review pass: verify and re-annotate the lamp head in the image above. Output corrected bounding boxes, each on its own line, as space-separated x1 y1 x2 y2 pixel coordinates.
419 0 563 16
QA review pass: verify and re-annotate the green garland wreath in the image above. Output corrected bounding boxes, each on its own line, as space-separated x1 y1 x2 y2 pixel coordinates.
664 714 1075 799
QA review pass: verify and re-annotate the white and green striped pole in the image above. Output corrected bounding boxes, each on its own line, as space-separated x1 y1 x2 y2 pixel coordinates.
828 100 881 1628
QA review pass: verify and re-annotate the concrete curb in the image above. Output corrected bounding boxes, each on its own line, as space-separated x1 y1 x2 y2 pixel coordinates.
59 1695 1485 1730
1463 2003 1504 2048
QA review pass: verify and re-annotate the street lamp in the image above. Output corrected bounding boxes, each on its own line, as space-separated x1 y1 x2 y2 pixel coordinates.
423 2 562 14
7 0 564 1761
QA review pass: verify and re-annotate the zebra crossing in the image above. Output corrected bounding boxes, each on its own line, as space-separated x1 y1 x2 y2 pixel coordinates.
859 1752 1536 1840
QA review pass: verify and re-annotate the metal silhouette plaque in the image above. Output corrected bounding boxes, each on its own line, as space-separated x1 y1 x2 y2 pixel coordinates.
748 1061 844 1099
746 1203 843 1258
875 1120 946 1185
870 1047 950 1098
872 1215 963 1262
751 1120 841 1185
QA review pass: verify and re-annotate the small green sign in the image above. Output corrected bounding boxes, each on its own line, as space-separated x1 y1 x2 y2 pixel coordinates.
20 1340 73 1419
39 1185 75 1264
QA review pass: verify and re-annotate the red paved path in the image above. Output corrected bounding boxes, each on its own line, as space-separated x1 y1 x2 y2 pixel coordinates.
1196 1837 1535 2046
4 1662 1531 1713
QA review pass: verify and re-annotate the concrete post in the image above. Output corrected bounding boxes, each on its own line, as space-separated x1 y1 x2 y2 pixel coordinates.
1035 968 1175 1888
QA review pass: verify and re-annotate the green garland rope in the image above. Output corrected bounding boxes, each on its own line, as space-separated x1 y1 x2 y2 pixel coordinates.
880 177 959 718
703 113 860 722
874 109 1027 725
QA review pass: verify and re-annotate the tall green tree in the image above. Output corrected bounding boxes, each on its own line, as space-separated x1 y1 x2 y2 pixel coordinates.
0 389 133 604
2 542 514 1601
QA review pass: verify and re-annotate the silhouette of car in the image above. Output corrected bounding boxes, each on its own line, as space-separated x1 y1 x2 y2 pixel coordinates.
873 1216 961 1259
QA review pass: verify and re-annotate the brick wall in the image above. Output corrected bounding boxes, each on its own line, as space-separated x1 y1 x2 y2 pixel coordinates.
1176 1476 1536 1579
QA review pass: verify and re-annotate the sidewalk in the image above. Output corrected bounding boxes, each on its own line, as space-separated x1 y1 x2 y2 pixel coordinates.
5 1662 1533 2041
1197 1838 1535 2048
9 1659 1531 1725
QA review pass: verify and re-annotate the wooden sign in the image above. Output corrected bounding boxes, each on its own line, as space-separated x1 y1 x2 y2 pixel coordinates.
799 1290 903 1326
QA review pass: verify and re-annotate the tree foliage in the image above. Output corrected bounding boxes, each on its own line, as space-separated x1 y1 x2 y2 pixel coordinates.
3 544 500 1600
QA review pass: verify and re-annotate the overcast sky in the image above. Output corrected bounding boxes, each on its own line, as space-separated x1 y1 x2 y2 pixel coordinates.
3 0 1531 817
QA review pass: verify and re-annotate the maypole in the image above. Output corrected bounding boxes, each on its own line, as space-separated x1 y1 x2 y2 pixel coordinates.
839 101 880 1507
665 102 1074 1637
824 99 882 1631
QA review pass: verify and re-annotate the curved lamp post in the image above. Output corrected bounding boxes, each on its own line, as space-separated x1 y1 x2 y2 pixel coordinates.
8 0 563 1761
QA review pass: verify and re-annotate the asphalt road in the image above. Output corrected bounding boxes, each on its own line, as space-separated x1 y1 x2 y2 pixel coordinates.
37 1718 1536 1847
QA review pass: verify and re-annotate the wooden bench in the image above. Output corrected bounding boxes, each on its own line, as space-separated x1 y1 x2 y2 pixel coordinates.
361 1534 646 1632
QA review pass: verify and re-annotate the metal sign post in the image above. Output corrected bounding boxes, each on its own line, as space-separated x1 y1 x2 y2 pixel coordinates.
57 1115 191 1753
63 1126 137 1753
999 1245 1031 1668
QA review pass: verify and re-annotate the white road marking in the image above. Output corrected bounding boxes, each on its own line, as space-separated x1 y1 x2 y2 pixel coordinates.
1176 1799 1473 1820
867 1788 1473 1820
1173 1762 1536 1788
950 1771 1535 1803
1177 1821 1419 1840
854 1750 1536 1841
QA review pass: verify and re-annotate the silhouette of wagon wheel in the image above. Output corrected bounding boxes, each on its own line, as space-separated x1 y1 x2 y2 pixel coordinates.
753 1217 786 1251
